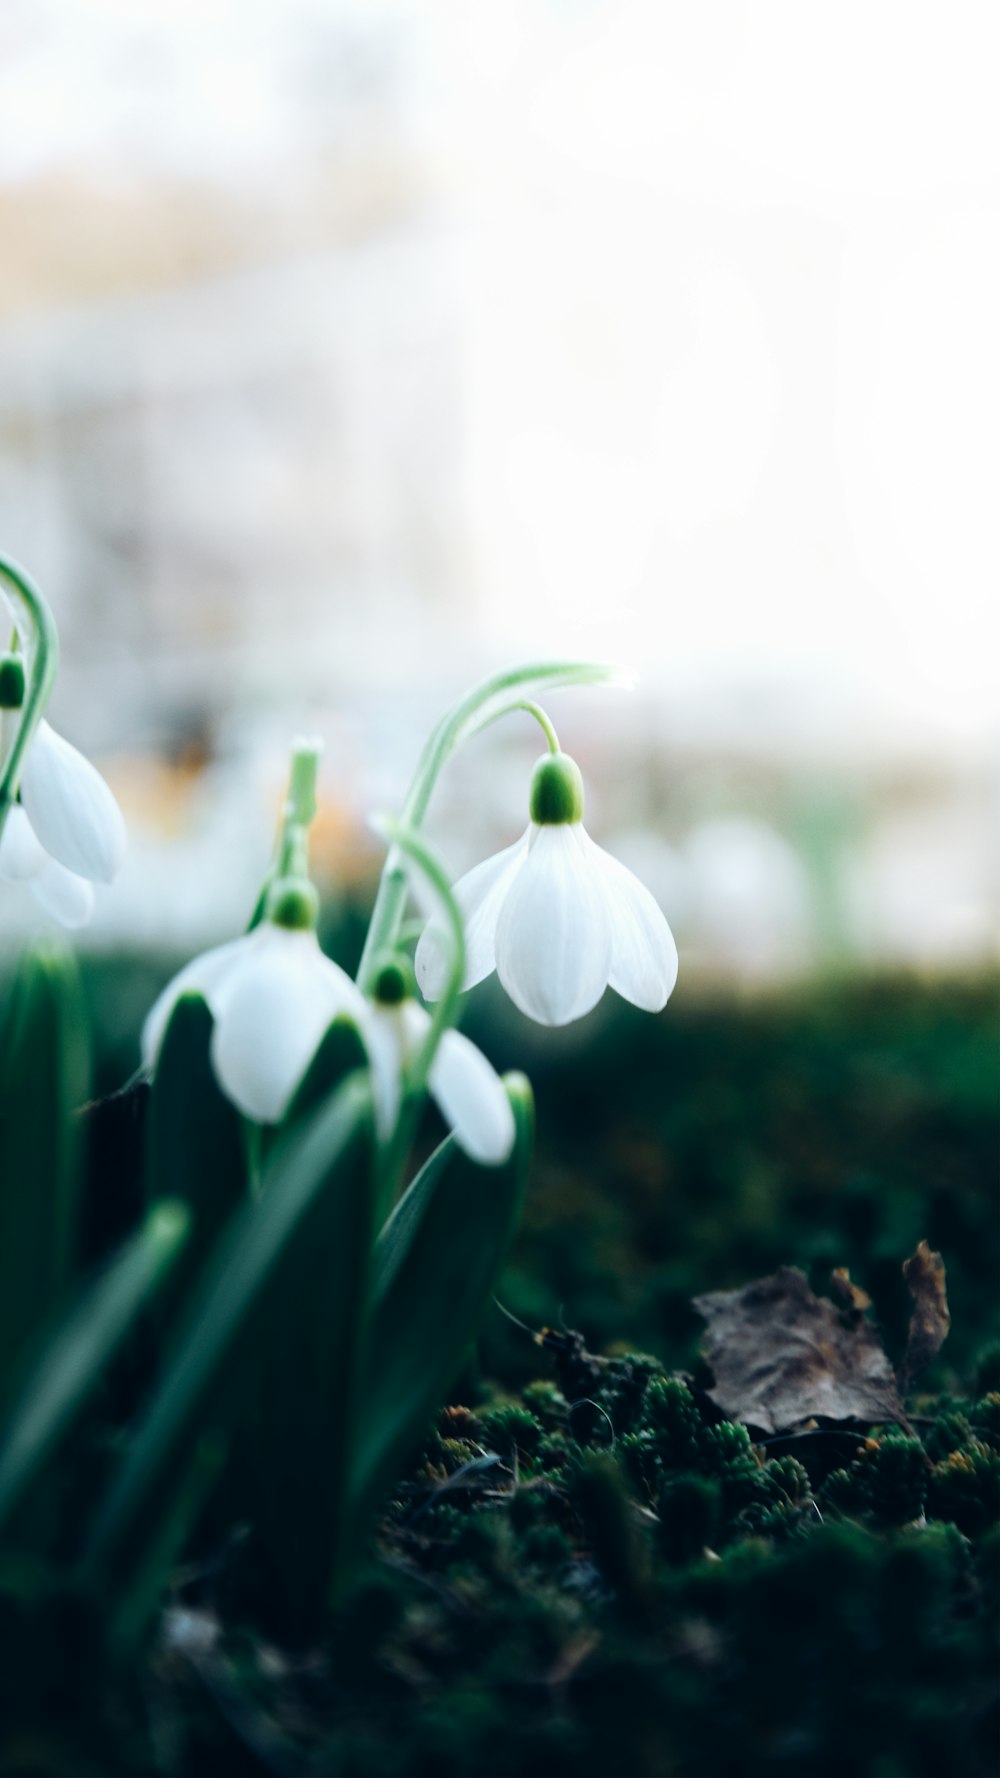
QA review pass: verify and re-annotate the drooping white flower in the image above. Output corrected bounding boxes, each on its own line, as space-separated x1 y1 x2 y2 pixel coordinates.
142 892 367 1125
0 718 126 927
415 751 678 1028
362 960 516 1165
0 804 95 928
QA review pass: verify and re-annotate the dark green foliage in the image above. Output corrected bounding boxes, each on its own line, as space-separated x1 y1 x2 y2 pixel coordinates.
635 1373 707 1469
0 1202 190 1543
566 1451 651 1619
0 965 993 1773
143 992 246 1339
819 1432 927 1527
973 1340 1000 1395
0 945 89 1406
656 1472 722 1562
520 1378 568 1430
472 977 997 1389
80 1074 376 1633
970 1392 1000 1449
353 1075 533 1516
923 1408 973 1461
928 1441 1000 1538
118 1371 996 1778
477 1401 543 1458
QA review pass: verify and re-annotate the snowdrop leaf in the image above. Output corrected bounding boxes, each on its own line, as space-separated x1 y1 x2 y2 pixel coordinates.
141 937 246 1070
446 662 633 756
145 993 247 1340
19 720 126 884
0 1201 189 1540
282 1014 369 1138
241 1076 377 1631
350 1073 533 1521
80 1074 373 1635
0 945 90 1405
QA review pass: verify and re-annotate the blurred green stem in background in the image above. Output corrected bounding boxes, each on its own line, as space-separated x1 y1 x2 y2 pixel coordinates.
247 736 322 929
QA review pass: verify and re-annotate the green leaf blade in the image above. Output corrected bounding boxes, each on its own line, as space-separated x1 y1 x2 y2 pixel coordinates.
353 1072 534 1518
0 944 90 1404
80 1072 373 1638
0 1200 190 1539
144 991 247 1334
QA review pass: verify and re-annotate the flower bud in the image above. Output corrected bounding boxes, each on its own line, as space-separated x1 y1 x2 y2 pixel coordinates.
529 751 585 826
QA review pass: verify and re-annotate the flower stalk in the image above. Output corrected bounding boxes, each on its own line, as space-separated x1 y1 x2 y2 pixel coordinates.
356 660 630 991
0 557 60 844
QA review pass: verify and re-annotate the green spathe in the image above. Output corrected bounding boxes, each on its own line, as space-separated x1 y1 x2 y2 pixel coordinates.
529 752 585 825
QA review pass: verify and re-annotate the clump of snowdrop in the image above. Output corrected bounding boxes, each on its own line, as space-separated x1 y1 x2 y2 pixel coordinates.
0 566 126 928
137 663 677 1191
0 571 684 1644
142 877 366 1125
416 748 678 1026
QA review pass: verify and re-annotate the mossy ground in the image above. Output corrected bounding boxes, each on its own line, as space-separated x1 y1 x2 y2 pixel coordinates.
138 1359 999 1777
2 968 995 1776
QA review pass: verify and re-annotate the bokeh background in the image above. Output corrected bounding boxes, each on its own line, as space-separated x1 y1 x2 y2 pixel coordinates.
0 0 996 985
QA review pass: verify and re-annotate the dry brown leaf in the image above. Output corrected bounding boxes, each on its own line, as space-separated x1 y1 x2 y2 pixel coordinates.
829 1267 872 1315
900 1241 950 1389
693 1266 905 1434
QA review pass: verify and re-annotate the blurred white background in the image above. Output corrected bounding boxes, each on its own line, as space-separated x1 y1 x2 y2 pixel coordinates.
0 0 996 974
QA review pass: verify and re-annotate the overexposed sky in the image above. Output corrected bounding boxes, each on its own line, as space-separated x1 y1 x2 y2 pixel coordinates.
0 0 996 758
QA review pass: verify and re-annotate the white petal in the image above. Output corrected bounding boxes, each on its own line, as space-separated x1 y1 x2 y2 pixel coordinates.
31 860 94 928
494 824 612 1026
20 720 126 883
429 1028 516 1165
414 830 530 1001
360 1004 408 1140
140 936 249 1070
210 928 348 1123
0 806 46 881
582 831 679 1012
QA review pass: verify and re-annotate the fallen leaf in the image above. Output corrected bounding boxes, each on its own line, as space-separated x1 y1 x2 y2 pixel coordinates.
693 1267 905 1434
900 1241 950 1389
829 1267 871 1315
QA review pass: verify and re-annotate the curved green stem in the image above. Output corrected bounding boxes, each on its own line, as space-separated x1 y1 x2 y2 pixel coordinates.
369 816 465 1080
367 817 465 1214
0 557 60 840
514 701 560 755
357 659 628 990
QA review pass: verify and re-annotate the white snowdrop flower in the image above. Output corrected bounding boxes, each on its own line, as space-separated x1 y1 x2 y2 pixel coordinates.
0 719 126 927
362 959 516 1165
142 882 366 1125
0 804 95 928
415 752 678 1028
19 719 126 884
